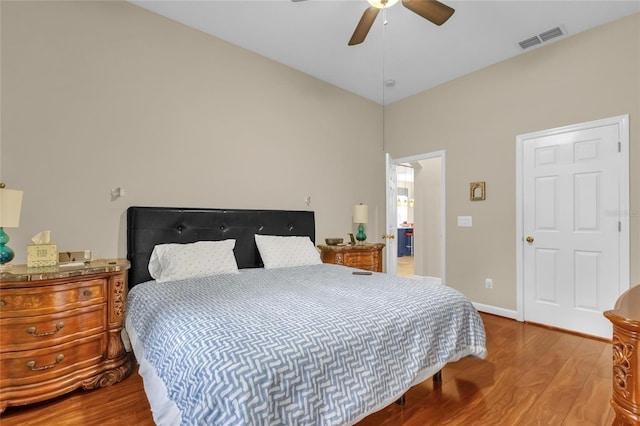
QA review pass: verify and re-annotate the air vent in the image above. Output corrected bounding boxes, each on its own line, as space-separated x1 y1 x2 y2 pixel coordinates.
519 36 541 50
519 25 566 50
539 26 564 42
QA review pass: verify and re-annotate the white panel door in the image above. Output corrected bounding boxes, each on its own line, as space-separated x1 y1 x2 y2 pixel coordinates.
385 153 398 275
522 122 623 338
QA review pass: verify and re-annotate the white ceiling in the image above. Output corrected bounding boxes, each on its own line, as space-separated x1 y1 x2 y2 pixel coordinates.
131 0 640 104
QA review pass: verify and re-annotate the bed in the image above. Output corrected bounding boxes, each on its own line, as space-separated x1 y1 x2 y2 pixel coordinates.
125 206 486 425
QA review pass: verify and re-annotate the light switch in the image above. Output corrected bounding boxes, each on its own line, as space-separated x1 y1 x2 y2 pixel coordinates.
457 216 472 227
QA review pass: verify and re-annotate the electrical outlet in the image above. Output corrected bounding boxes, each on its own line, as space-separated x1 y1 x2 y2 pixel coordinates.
485 278 493 289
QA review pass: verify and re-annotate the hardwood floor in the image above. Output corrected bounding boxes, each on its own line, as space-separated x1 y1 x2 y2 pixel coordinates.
0 313 614 425
397 255 414 278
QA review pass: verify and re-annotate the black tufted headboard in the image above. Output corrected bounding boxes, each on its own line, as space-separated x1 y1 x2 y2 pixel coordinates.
126 206 315 288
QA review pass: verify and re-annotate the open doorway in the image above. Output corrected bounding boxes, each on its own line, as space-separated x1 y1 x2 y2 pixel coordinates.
396 164 415 277
386 152 445 284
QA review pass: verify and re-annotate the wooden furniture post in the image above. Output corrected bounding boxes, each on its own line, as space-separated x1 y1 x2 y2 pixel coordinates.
604 284 640 425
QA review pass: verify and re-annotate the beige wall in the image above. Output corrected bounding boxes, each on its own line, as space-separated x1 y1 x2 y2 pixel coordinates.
385 13 640 310
0 1 385 263
413 157 442 279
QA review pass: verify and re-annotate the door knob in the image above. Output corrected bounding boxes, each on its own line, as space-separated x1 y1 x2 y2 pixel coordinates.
526 236 534 243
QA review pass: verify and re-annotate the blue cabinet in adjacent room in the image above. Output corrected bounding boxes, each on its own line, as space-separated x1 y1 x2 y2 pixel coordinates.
397 228 413 257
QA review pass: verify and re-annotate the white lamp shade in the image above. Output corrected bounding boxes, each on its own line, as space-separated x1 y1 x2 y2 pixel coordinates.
353 204 368 224
0 187 23 228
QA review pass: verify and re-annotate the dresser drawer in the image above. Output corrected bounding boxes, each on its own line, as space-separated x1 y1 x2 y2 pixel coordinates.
0 304 106 352
343 252 378 269
318 244 384 273
0 279 105 318
0 334 107 388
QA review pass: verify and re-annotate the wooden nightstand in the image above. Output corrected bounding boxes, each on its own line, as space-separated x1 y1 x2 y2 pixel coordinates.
318 243 385 272
0 259 134 413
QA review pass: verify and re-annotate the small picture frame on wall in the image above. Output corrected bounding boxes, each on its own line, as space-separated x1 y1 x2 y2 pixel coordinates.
470 182 486 201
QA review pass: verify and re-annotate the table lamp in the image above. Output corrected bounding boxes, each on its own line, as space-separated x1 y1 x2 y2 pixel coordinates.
0 183 24 271
353 203 368 244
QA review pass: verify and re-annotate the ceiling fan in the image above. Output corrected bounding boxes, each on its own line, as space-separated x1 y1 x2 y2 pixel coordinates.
293 0 455 46
349 0 455 46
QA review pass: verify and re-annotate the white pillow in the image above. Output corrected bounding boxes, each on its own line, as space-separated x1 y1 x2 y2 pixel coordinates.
148 240 239 283
255 234 322 269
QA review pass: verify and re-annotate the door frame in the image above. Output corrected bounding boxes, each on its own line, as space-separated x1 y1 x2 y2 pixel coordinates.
515 115 630 322
385 151 446 284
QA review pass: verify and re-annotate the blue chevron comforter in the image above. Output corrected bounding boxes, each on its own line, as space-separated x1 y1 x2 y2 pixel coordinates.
125 263 486 426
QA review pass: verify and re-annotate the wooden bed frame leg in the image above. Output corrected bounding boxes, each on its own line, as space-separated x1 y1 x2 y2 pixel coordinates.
395 394 406 406
433 370 442 386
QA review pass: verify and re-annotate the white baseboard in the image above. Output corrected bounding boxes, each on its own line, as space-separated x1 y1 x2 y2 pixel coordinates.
407 278 516 319
472 302 518 320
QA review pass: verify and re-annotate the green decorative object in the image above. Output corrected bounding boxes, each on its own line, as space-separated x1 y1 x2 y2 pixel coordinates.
356 223 366 243
0 227 14 266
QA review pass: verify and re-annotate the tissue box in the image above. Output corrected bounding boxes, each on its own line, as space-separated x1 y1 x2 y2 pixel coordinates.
27 244 58 267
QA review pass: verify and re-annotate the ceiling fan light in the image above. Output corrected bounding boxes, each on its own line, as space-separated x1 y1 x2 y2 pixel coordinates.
367 0 400 9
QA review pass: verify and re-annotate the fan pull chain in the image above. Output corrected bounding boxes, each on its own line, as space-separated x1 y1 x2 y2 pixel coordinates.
383 8 388 25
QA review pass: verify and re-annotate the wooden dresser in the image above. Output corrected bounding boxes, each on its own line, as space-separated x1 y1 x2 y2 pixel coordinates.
604 284 640 425
0 259 133 413
317 243 385 272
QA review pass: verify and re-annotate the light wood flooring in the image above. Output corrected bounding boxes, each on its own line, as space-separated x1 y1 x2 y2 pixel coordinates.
0 313 614 425
397 255 414 278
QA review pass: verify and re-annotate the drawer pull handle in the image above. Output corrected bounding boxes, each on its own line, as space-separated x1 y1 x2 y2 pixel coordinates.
26 354 64 371
83 289 92 298
0 300 4 308
27 321 65 337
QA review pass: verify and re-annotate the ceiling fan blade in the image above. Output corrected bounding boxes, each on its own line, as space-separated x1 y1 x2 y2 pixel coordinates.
348 7 379 46
401 0 454 26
